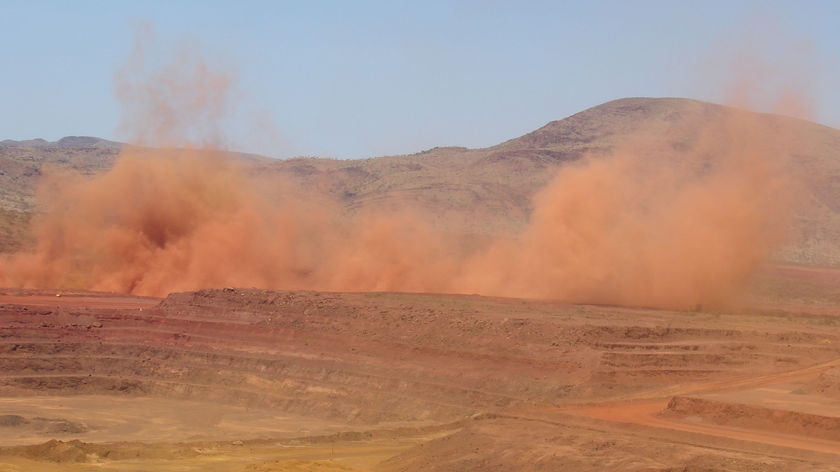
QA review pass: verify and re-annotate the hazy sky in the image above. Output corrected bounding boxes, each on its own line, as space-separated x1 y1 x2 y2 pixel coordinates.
2 0 839 158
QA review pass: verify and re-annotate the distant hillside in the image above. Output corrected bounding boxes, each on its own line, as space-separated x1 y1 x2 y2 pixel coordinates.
0 136 123 149
2 98 840 266
0 138 121 252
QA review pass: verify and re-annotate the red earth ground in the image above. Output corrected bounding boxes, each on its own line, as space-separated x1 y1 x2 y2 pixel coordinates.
0 265 839 470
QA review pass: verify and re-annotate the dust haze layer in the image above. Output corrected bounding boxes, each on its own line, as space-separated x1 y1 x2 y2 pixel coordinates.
0 118 795 309
0 35 799 309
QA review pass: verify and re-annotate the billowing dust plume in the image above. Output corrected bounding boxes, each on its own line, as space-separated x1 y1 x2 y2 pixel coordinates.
0 34 798 309
457 118 794 308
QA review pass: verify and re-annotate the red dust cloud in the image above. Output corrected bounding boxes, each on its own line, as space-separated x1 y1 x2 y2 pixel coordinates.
0 33 800 310
457 119 794 308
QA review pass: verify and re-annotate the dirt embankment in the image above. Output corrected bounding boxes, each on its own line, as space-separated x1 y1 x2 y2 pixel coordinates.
663 395 840 442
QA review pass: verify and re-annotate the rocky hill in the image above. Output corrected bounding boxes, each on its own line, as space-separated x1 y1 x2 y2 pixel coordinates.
2 98 840 266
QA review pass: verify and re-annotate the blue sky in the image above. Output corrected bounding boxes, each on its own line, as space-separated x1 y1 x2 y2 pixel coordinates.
2 1 839 159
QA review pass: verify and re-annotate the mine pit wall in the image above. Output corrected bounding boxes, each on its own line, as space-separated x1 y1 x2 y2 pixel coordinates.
0 339 482 424
3 289 840 428
0 296 548 424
